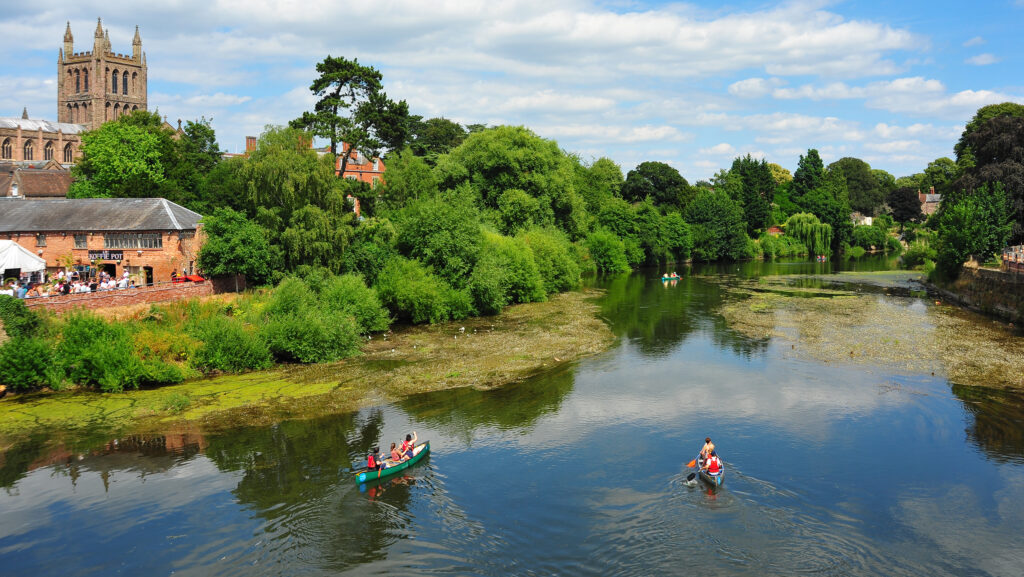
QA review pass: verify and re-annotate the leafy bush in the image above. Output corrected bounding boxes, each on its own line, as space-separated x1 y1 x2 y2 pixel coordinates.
341 217 398 285
395 192 482 285
319 274 391 334
852 225 887 250
0 295 40 339
885 236 903 253
0 337 54 391
497 189 540 235
375 256 458 324
759 233 807 260
519 227 581 293
902 242 938 269
190 315 273 373
685 190 751 261
585 228 631 274
262 310 362 363
54 313 147 392
847 246 867 259
468 256 507 315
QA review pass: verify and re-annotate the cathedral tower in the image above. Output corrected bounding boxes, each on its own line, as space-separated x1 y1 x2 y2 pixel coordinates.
57 18 147 130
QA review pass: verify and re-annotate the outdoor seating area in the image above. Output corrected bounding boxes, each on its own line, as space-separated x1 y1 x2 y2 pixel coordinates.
1004 245 1024 274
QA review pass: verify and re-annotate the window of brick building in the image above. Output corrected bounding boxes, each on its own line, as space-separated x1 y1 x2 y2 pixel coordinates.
23 140 33 161
74 234 87 249
1 139 10 160
103 233 163 249
36 234 46 247
64 143 73 163
44 142 54 161
123 72 129 95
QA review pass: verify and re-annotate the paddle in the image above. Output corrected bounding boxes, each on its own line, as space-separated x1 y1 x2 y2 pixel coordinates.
686 458 697 468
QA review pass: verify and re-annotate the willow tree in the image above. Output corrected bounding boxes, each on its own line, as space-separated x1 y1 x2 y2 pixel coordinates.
785 213 832 256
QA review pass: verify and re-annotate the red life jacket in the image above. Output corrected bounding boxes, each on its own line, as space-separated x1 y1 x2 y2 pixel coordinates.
367 454 377 468
708 457 721 474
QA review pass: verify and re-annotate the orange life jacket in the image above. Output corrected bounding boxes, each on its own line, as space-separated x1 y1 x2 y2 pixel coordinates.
707 457 721 474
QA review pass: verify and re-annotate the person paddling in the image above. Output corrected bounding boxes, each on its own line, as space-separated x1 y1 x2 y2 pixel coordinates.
701 450 723 477
700 437 715 459
367 447 382 471
400 431 418 458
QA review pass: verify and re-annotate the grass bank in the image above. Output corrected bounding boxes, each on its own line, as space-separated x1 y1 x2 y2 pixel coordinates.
714 271 1024 391
0 289 613 448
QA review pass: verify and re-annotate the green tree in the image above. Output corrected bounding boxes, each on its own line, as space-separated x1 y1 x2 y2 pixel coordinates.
290 55 409 175
921 157 960 197
953 109 1024 243
621 161 692 209
934 183 1012 279
408 116 467 163
791 149 824 203
829 157 884 215
888 186 924 224
394 191 482 285
684 189 749 261
799 166 853 252
197 208 273 285
730 155 775 234
69 117 167 198
767 162 793 185
578 157 624 213
379 148 438 209
955 102 1024 161
785 213 832 256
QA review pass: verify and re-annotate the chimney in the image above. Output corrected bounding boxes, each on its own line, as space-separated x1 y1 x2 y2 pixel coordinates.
929 186 935 196
245 136 256 153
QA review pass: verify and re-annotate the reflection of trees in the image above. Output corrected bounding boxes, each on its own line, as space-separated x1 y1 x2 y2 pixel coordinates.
0 434 49 489
597 271 768 358
398 365 575 442
952 384 1024 462
599 273 701 356
202 409 399 572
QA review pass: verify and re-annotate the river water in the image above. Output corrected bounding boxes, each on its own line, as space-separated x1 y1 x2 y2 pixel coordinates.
2 258 1024 576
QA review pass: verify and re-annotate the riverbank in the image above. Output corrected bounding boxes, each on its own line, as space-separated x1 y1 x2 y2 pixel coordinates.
0 289 614 448
715 270 1024 391
924 266 1024 325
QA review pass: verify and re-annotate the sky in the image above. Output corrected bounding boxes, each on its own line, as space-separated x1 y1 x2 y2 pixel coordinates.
1 0 1022 181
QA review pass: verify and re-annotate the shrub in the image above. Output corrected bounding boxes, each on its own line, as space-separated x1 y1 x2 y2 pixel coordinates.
519 227 581 293
902 242 938 269
0 295 40 339
885 236 903 254
497 189 540 235
847 246 867 259
190 315 273 373
585 228 631 274
852 225 887 250
394 192 482 285
319 274 391 334
375 256 456 324
55 313 145 392
0 337 54 391
262 310 362 364
468 256 507 315
265 277 318 318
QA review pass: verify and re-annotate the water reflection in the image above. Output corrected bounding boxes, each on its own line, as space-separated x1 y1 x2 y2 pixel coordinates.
953 384 1024 463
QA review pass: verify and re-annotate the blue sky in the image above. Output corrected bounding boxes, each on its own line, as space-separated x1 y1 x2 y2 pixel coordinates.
2 0 1022 181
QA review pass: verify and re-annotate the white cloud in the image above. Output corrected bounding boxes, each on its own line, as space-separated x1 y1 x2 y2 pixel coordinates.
728 78 781 99
963 36 985 47
965 53 999 66
699 142 736 155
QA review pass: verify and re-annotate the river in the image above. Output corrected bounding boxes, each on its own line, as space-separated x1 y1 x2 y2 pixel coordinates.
2 257 1023 576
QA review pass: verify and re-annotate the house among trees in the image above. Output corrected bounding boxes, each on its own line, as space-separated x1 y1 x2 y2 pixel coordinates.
919 187 942 216
334 142 385 185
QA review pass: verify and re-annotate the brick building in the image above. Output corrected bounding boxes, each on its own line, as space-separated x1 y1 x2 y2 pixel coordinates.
0 197 202 285
1 160 72 198
335 142 385 185
0 18 148 165
919 186 942 216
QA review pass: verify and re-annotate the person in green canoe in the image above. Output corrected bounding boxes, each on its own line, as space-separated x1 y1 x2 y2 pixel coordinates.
400 431 418 459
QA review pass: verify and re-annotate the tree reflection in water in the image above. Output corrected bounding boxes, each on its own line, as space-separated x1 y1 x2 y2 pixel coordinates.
953 384 1024 463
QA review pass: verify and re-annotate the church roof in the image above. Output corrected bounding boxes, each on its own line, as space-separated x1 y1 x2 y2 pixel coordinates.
0 117 86 134
0 198 202 232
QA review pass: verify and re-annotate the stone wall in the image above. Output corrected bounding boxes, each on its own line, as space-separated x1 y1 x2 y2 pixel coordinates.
930 267 1024 325
23 281 214 314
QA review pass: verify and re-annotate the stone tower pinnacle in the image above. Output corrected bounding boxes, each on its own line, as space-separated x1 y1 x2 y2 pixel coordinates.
94 17 103 38
63 21 73 55
132 25 141 60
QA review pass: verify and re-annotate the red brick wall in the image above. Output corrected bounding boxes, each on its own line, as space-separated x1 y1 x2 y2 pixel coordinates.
23 281 214 314
4 229 201 284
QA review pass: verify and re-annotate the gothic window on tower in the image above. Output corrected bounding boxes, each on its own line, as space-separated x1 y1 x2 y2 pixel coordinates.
44 141 54 161
1 139 11 160
23 140 33 161
112 70 118 93
75 70 80 93
64 143 73 163
122 71 128 95
84 69 89 91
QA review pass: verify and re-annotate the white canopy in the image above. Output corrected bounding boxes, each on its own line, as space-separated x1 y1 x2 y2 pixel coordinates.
0 240 46 274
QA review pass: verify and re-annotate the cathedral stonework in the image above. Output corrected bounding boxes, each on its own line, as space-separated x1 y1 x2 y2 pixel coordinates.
58 18 148 130
0 18 146 165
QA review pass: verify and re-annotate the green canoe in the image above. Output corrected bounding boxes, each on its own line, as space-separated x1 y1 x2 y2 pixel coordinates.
355 441 430 485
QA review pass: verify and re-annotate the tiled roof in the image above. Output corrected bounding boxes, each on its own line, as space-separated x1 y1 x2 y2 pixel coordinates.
0 198 202 232
0 117 86 134
16 170 72 197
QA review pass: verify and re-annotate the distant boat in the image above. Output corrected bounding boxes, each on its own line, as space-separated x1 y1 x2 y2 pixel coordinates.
355 441 430 485
661 274 681 281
